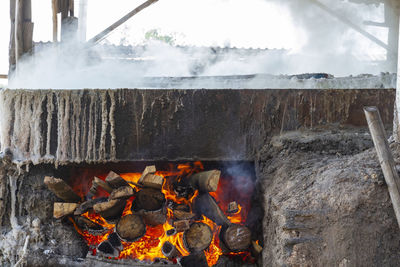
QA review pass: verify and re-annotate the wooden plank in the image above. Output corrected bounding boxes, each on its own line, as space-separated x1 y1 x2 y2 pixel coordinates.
0 74 8 79
89 0 159 44
23 0 31 21
364 106 400 229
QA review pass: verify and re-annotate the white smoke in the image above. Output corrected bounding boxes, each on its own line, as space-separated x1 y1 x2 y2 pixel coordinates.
7 0 397 89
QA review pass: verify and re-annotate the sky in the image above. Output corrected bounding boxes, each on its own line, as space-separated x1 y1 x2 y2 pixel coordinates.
0 0 389 78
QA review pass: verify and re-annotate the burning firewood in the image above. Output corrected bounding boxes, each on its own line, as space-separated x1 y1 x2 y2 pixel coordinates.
97 240 119 258
227 201 239 213
161 241 180 259
138 165 156 184
93 199 126 221
108 232 123 251
173 219 190 232
109 186 135 200
220 224 251 251
53 202 79 219
183 222 213 252
116 214 146 242
74 216 105 234
194 193 231 226
74 197 107 215
132 188 167 225
133 188 166 211
140 174 164 190
93 176 113 194
179 251 208 267
251 240 263 257
173 209 195 220
189 170 220 192
44 176 81 203
105 171 130 189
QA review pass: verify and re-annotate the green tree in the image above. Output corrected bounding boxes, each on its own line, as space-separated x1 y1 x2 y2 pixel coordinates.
144 29 175 45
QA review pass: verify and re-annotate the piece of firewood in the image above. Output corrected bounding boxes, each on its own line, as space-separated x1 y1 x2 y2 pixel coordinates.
93 199 126 220
138 165 156 184
162 241 180 259
74 197 107 215
173 210 195 221
105 171 129 189
173 219 190 232
138 206 167 226
53 202 79 219
141 174 164 189
74 216 105 234
116 214 146 242
189 170 220 192
179 251 208 267
227 201 239 213
108 232 123 251
97 241 119 258
133 188 165 211
194 193 231 226
220 224 251 251
109 186 135 200
44 176 81 203
183 222 212 252
251 240 263 257
93 177 113 194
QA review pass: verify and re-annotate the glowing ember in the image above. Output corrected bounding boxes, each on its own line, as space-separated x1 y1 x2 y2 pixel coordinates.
70 162 257 266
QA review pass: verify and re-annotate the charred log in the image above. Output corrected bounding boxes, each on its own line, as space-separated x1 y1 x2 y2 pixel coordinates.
189 170 220 192
116 214 146 242
194 193 231 226
161 241 180 259
183 222 212 252
227 201 239 214
44 176 81 202
220 224 251 251
173 219 190 232
173 209 195 221
53 202 79 219
137 206 167 226
108 232 123 251
105 171 129 189
97 241 119 258
74 216 105 234
179 251 208 267
93 176 113 194
133 188 165 211
93 199 126 221
74 197 107 215
109 186 135 200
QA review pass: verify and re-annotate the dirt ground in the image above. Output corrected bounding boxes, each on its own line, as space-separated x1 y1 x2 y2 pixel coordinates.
258 129 400 266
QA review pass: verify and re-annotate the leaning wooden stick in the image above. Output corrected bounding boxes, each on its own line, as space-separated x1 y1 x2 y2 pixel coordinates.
364 106 400 229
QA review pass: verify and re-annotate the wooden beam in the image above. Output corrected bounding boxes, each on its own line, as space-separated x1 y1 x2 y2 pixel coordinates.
88 0 159 44
78 0 88 42
52 0 58 42
0 74 8 79
14 0 24 63
364 106 400 230
309 0 394 54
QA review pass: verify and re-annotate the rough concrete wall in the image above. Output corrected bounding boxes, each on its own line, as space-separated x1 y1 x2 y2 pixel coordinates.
258 130 400 266
0 89 395 164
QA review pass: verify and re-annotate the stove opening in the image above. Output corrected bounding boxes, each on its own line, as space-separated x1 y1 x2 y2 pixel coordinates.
46 161 263 266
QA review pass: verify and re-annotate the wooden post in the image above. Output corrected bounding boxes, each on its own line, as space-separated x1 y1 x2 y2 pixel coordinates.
88 0 159 44
78 0 88 42
364 106 400 229
14 0 24 64
52 0 58 42
396 11 400 142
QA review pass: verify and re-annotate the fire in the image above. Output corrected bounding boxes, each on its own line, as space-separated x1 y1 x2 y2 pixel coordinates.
71 162 255 266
